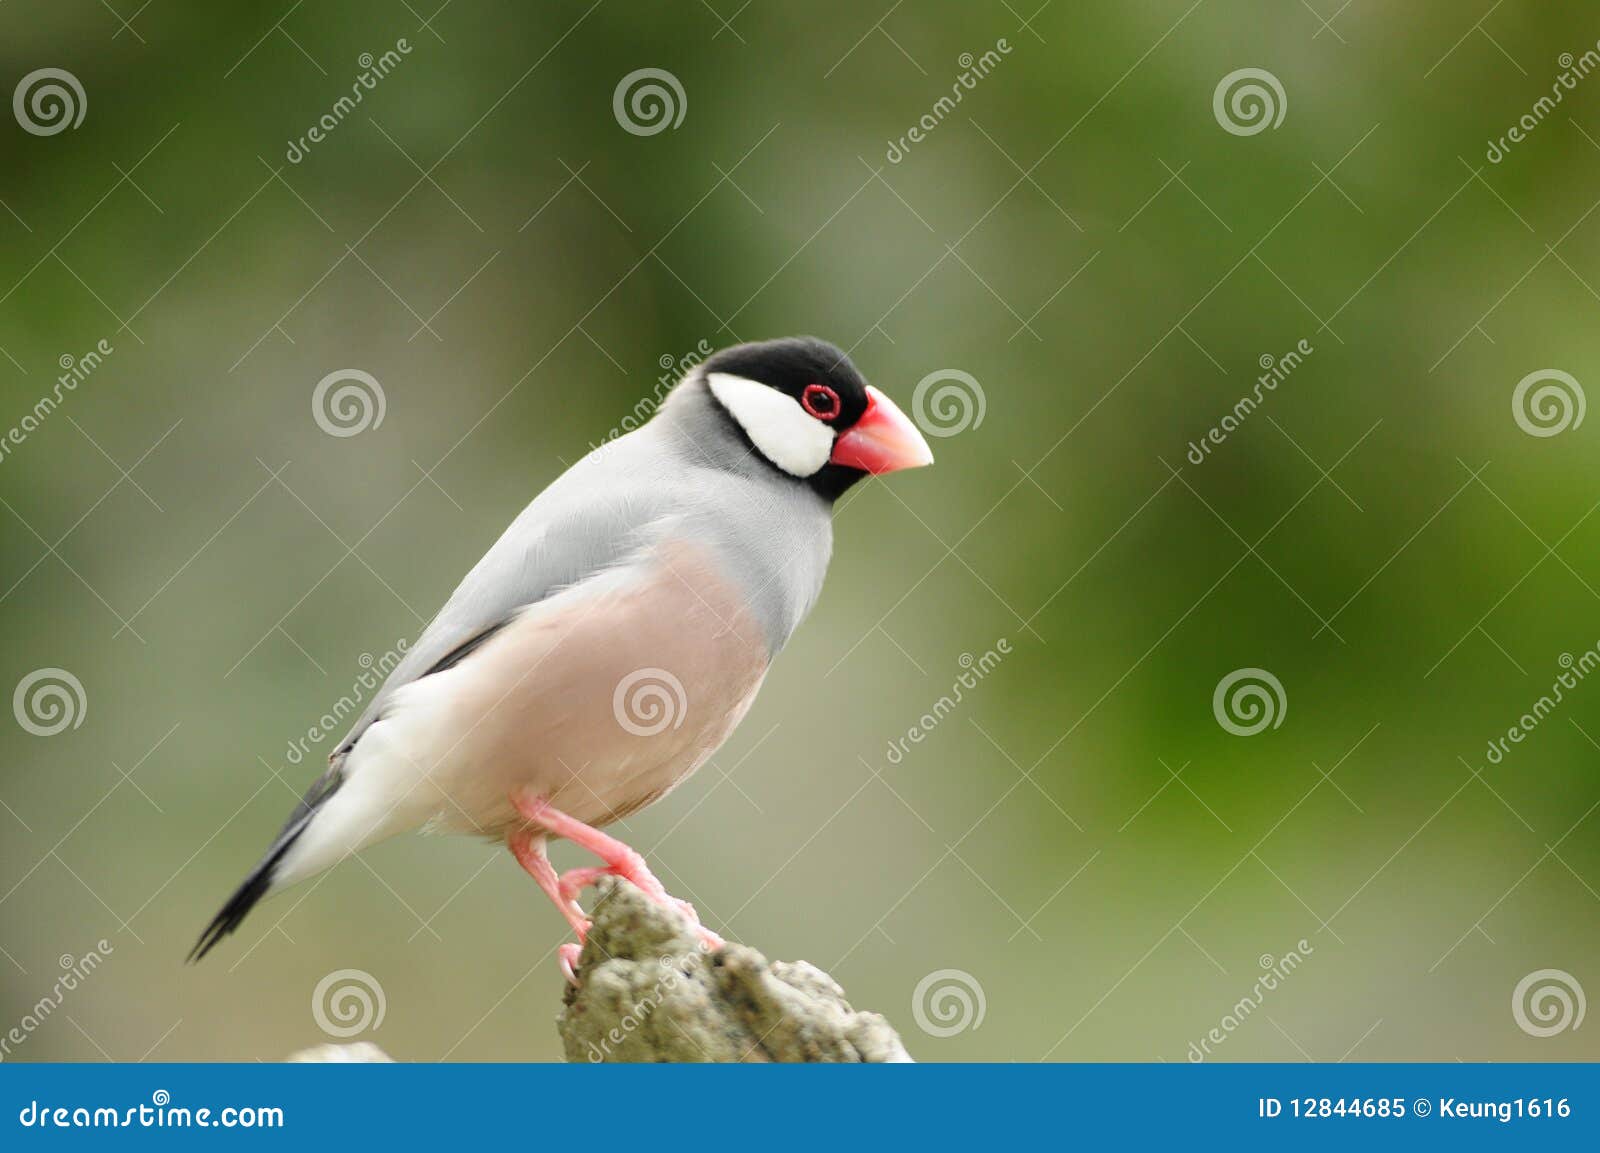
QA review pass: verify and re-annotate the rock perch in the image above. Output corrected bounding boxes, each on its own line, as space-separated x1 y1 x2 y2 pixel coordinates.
558 878 912 1062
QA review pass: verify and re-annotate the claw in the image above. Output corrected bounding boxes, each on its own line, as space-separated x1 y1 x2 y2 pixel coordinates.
558 941 583 987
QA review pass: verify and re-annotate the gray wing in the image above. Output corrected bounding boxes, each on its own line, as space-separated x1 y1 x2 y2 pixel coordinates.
330 444 680 761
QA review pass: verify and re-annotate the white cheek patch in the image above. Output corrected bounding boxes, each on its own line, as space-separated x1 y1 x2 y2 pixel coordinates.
706 372 834 477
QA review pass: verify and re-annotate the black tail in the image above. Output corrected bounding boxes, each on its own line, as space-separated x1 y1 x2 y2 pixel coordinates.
186 831 301 962
188 768 343 962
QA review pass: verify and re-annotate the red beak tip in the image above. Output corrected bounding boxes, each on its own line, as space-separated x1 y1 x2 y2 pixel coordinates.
828 385 936 475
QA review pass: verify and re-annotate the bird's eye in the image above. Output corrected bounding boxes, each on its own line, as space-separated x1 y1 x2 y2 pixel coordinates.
801 383 841 420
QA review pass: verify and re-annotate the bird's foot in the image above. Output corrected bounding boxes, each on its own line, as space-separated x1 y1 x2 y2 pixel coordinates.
513 790 725 961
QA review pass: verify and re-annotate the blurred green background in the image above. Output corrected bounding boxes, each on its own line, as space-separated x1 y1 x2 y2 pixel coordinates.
3 0 1599 1061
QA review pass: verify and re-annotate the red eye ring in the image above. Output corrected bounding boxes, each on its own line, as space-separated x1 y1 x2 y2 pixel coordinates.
801 383 841 420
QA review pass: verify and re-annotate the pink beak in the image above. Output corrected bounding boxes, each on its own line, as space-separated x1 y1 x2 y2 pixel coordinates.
830 385 935 475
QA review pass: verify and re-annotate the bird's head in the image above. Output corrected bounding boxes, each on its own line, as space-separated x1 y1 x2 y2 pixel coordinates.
695 336 933 499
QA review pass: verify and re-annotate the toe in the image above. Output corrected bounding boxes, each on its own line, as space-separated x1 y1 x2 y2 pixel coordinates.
558 941 583 986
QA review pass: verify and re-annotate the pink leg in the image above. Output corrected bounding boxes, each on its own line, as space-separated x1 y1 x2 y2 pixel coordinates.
513 792 668 898
514 790 725 952
508 827 591 985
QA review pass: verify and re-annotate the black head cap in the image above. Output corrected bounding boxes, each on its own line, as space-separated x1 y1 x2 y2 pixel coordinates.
701 337 870 426
699 337 873 500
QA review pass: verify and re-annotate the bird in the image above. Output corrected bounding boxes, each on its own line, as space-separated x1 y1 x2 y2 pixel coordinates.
190 335 933 980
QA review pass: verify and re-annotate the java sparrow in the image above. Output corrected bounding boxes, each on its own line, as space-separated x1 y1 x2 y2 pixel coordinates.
191 336 934 979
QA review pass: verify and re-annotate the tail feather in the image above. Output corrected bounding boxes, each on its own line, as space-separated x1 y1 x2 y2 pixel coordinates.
186 829 302 962
188 767 344 963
